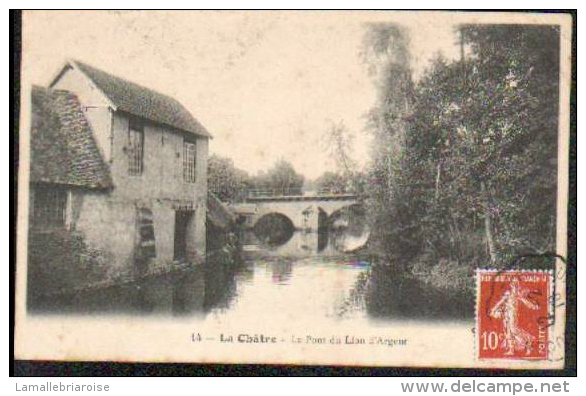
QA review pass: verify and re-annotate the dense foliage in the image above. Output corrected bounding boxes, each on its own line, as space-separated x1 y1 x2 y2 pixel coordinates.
208 155 305 201
365 25 559 280
27 230 110 305
252 159 305 196
207 154 251 202
314 171 351 194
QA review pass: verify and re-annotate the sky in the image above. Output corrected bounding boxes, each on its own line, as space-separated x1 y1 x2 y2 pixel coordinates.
22 11 461 179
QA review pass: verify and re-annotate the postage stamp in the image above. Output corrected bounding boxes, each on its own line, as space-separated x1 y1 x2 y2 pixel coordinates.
476 270 553 360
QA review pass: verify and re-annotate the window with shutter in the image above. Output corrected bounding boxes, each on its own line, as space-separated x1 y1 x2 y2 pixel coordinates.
128 118 144 176
183 138 196 183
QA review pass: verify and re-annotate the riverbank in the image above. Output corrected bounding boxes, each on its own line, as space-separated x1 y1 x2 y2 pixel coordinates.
27 231 242 315
352 243 476 320
365 258 474 320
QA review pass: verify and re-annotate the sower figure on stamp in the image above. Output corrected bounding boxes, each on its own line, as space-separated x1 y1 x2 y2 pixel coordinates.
489 280 539 355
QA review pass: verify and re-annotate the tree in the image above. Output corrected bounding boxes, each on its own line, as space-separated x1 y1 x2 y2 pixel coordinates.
458 24 559 259
320 121 368 196
207 154 250 203
322 121 357 176
360 23 416 259
251 159 305 196
314 171 350 194
363 24 559 270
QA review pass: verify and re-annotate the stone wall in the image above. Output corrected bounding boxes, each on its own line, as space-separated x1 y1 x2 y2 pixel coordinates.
48 66 209 275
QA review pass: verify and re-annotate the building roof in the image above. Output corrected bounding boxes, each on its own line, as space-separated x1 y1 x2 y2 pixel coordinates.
207 192 235 229
63 60 212 138
30 86 113 189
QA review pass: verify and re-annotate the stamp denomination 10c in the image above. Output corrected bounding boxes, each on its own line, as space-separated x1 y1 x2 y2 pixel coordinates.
476 270 552 360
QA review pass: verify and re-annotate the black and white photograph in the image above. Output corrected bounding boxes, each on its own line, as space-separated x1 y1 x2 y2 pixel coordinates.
14 10 572 368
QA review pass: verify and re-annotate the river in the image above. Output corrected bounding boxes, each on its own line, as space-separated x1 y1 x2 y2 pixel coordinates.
204 249 371 326
31 228 472 324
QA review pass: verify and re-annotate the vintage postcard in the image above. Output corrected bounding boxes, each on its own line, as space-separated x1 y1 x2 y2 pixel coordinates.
15 10 572 368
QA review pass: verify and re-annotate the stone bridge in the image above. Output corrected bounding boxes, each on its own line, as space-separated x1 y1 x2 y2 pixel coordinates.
228 194 359 231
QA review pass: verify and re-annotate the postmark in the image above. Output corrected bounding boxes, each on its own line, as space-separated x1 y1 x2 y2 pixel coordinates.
476 270 552 360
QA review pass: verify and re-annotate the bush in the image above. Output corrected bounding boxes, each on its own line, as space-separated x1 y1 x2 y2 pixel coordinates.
411 258 475 295
27 230 110 302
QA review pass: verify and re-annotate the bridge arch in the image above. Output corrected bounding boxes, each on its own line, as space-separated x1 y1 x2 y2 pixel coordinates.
252 212 295 246
229 195 367 252
328 203 370 253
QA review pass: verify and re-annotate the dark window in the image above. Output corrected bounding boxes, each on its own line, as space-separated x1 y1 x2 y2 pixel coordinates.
33 186 67 228
183 138 196 183
128 118 144 176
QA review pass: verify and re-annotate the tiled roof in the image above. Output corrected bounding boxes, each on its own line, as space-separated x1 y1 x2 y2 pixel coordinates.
30 86 113 189
70 60 212 138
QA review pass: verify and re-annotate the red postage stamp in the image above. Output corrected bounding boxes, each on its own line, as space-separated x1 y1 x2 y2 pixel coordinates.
476 270 552 360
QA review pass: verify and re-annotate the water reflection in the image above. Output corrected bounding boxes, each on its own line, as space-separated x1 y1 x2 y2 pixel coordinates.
30 230 472 322
205 256 370 324
366 262 473 320
329 204 371 253
317 208 328 252
29 268 206 316
269 259 293 284
244 230 368 258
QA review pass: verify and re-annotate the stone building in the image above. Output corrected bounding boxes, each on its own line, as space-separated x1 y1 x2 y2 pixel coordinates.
29 60 211 278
